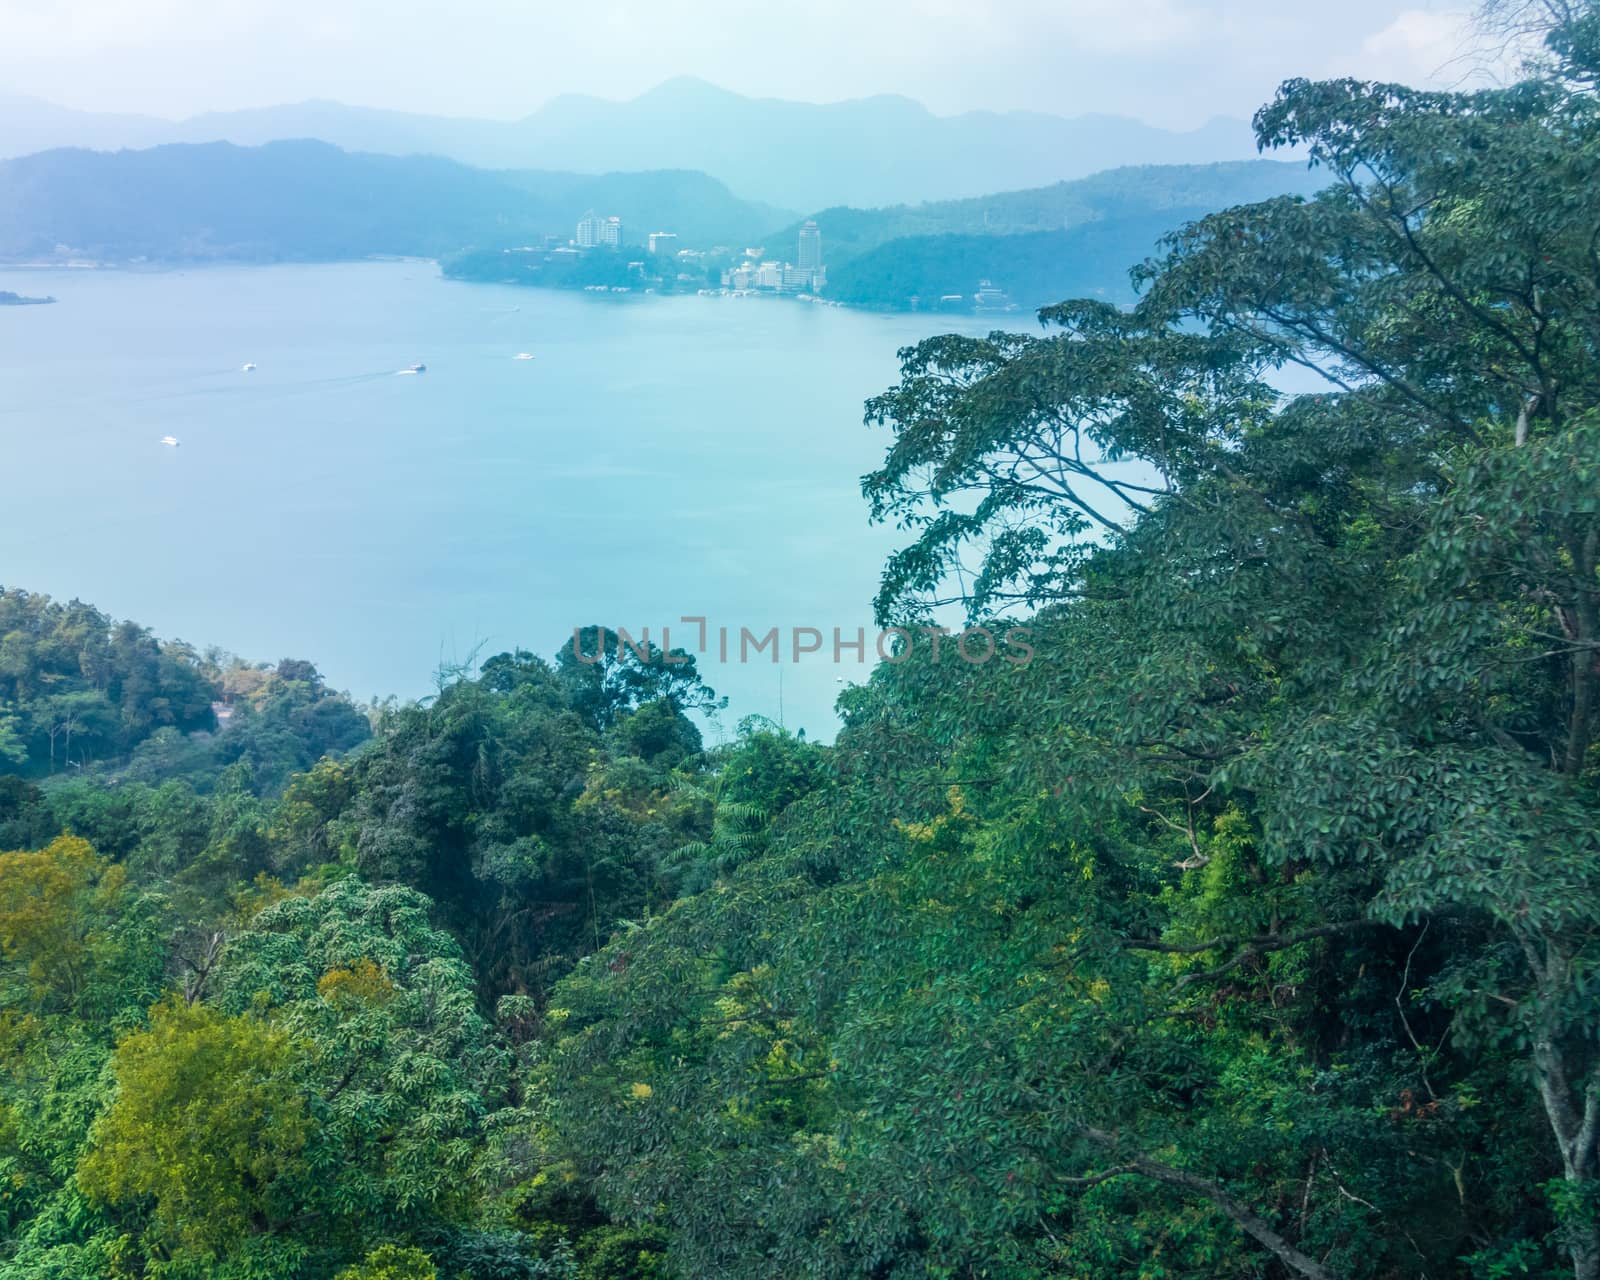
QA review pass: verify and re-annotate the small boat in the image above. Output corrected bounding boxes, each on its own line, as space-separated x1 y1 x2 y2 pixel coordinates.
513 352 535 361
160 436 180 447
241 362 256 372
409 362 426 374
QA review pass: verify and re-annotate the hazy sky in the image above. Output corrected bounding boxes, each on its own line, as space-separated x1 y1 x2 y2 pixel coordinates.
0 0 1510 126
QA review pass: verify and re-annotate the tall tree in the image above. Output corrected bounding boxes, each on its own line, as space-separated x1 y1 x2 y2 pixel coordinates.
546 6 1600 1277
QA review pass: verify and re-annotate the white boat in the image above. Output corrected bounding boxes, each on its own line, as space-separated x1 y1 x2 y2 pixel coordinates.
513 352 535 361
160 435 180 447
241 362 256 372
397 362 426 375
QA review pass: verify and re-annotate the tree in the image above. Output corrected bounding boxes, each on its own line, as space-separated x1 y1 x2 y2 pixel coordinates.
76 878 512 1276
554 628 724 730
545 7 1600 1277
334 1243 437 1280
0 700 26 765
213 880 508 1247
78 999 311 1257
335 643 707 1002
39 691 115 772
0 836 162 1016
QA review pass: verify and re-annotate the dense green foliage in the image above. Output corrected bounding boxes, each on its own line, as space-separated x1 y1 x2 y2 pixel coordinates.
545 9 1600 1277
0 587 369 789
6 7 1600 1278
0 622 763 1277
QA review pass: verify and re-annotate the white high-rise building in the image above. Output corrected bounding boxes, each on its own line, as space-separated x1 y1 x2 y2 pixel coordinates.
575 210 604 248
797 220 822 272
648 232 678 255
601 217 623 247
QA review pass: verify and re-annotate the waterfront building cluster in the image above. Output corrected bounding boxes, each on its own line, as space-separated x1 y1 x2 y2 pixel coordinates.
493 213 834 301
575 210 623 247
719 220 826 294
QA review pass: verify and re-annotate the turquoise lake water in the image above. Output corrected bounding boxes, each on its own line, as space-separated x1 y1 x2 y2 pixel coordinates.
0 262 996 740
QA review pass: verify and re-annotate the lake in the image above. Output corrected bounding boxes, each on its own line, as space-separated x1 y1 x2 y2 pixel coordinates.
0 262 997 740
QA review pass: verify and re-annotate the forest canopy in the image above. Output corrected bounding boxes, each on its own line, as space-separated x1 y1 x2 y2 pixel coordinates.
5 4 1600 1279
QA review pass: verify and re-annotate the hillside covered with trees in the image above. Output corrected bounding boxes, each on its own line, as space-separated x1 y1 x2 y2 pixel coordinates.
778 160 1325 265
822 215 1193 310
5 6 1600 1280
782 160 1328 312
0 141 787 263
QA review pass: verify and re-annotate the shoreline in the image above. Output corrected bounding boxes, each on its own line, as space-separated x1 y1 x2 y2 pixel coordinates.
0 256 1023 319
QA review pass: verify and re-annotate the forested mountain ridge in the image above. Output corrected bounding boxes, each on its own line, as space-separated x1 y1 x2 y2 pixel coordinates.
782 159 1326 266
791 160 1328 310
821 216 1201 310
6 6 1600 1280
0 586 369 792
440 160 1327 309
0 140 789 263
0 620 774 1278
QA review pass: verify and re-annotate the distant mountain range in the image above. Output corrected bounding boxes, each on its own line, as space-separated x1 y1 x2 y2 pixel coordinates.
0 78 1263 211
0 141 787 263
0 138 1325 318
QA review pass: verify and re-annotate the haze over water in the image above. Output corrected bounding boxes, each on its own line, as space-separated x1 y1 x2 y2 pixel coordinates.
0 262 992 738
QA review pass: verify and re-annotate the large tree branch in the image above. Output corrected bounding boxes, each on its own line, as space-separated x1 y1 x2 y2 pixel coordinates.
1128 919 1388 991
1078 1127 1345 1280
1126 919 1380 956
1563 525 1598 777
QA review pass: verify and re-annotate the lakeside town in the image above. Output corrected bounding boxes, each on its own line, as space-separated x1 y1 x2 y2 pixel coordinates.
445 212 1019 311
